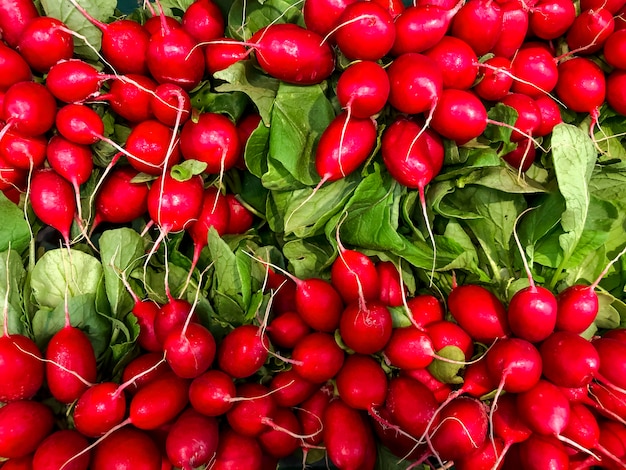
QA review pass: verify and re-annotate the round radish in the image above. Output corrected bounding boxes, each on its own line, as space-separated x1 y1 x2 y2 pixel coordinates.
154 298 198 346
406 294 444 329
125 119 181 175
426 319 474 360
54 104 104 145
120 352 169 395
291 332 345 383
518 434 569 470
500 92 543 142
181 0 225 43
91 427 161 470
268 368 317 408
204 38 248 74
386 52 442 115
377 261 406 307
216 324 269 378
150 83 192 127
92 166 150 228
0 0 40 49
45 59 108 103
510 45 559 98
0 130 47 170
604 30 626 70
607 70 626 116
516 379 571 436
0 43 32 91
491 3 528 58
16 17 73 72
3 81 57 137
335 354 388 410
73 382 127 437
225 193 255 234
212 427 262 470
165 408 219 470
507 284 558 343
424 35 479 90
0 400 54 459
450 0 503 55
383 326 438 369
268 311 311 351
486 337 542 393
226 382 279 437
103 75 157 124
30 168 76 245
258 407 302 459
336 60 390 118
330 247 379 304
473 56 513 102
529 0 576 40
555 58 606 121
385 375 440 438
189 369 237 416
302 0 357 37
147 173 204 234
430 88 488 144
0 334 44 402
129 370 189 430
339 300 393 354
32 429 91 470
540 331 599 388
566 7 615 55
163 322 216 379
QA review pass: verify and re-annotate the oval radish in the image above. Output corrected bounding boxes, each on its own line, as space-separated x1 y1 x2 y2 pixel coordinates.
217 324 269 378
16 17 73 73
32 430 91 470
165 408 219 470
0 400 54 459
291 332 345 383
91 427 161 470
0 334 45 402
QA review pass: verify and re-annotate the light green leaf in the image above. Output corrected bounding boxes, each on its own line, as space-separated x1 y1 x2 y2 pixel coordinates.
0 250 27 335
428 345 466 385
0 193 30 254
170 160 208 181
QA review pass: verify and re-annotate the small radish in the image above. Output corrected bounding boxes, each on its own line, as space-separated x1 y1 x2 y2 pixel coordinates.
226 382 278 437
291 332 345 383
373 0 406 17
73 382 127 437
291 275 344 332
332 1 396 61
453 437 505 470
204 38 248 74
500 93 543 142
0 155 27 193
592 337 626 392
129 370 189 430
0 400 54 459
383 326 439 370
91 427 161 470
124 119 182 175
450 0 503 55
32 430 91 470
16 17 73 72
510 45 559 98
249 23 335 85
528 0 576 40
302 0 357 37
2 81 57 137
335 354 388 411
258 407 303 459
265 270 297 315
385 375 441 439
101 75 158 124
502 140 536 173
0 0 40 48
386 52 442 115
516 379 571 437
0 324 44 402
45 59 109 103
473 56 513 102
144 13 181 36
189 369 237 416
212 427 262 470
0 43 32 91
447 283 510 344
268 368 317 408
339 300 393 354
225 193 255 234
330 245 379 304
491 3 528 58
424 35 479 90
163 322 216 379
336 60 390 118
267 311 311 350
534 95 563 137
426 319 474 360
566 7 615 55
120 352 169 395
54 104 105 146
604 30 626 70
165 408 219 470
0 130 47 170
154 297 199 346
430 88 488 144
181 0 225 43
539 331 600 388
401 367 453 403
150 83 192 127
492 392 532 464
518 434 569 470
406 294 444 329
486 337 543 394
216 324 269 378
376 261 407 307
297 384 333 446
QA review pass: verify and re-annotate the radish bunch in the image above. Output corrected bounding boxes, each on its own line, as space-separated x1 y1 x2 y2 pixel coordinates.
1 0 626 468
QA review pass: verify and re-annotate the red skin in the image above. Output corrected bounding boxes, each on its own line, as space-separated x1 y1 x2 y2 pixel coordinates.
336 61 390 118
430 89 488 144
450 0 503 56
225 194 254 234
181 0 225 43
0 401 54 459
291 332 345 384
267 311 310 349
335 354 388 410
529 0 576 40
391 5 457 56
425 36 479 90
93 166 150 227
91 428 162 470
3 82 57 137
0 44 32 91
217 324 269 379
129 371 190 430
0 0 40 48
212 428 262 470
502 139 536 172
474 56 513 102
566 7 615 55
32 430 91 470
163 322 216 379
607 70 626 116
125 120 181 175
339 300 393 355
302 0 357 37
45 59 105 103
17 17 73 73
491 3 528 58
101 20 151 76
500 93 543 142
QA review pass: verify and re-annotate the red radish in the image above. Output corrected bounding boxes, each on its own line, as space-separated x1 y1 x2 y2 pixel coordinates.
73 382 127 437
180 112 241 175
426 320 474 360
315 111 377 183
430 88 488 144
204 38 248 74
540 331 599 388
212 427 262 470
424 36 479 90
510 45 559 98
91 427 161 470
129 370 189 430
0 400 54 459
492 392 532 463
450 0 503 55
0 330 44 402
339 300 393 354
125 120 181 175
372 0 406 16
2 82 57 137
32 430 91 470
561 404 602 458
323 398 377 470
120 352 169 395
331 246 379 304
54 104 104 145
383 326 439 369
486 337 543 393
529 0 576 39
376 261 406 307
181 0 225 43
502 139 537 172
297 384 333 446
217 324 269 378
291 332 345 383
225 193 255 234
447 284 509 343
500 93 543 142
598 420 626 466
430 397 489 462
16 17 73 72
268 368 317 407
518 434 569 470
0 43 32 91
0 155 27 193
302 0 357 37
249 24 335 85
491 3 528 58
372 407 427 461
189 369 237 416
454 437 505 470
29 168 76 245
144 14 181 36
391 1 463 55
534 95 563 136
593 337 626 391
147 173 204 236
456 356 497 398
0 0 39 48
406 294 443 329
45 59 109 103
92 166 150 229
267 311 311 350
473 56 513 102
332 1 396 61
0 131 47 170
335 354 387 411
402 367 453 403
226 382 279 437
604 30 626 69
516 379 571 437
163 322 216 379
336 61 390 118
165 408 219 470
150 83 192 127
386 52 443 115
608 70 626 116
265 270 297 316
385 375 441 438
292 277 344 332
580 0 625 12
101 75 158 124
258 407 302 459
566 7 615 55
154 297 198 346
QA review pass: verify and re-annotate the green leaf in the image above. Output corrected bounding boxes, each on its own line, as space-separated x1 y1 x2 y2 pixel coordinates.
484 103 519 143
99 228 146 318
454 166 548 194
0 193 30 254
30 249 103 310
282 238 334 280
41 0 117 60
428 345 466 385
190 83 249 122
226 0 304 40
0 250 27 335
244 121 271 179
170 160 208 181
595 291 621 330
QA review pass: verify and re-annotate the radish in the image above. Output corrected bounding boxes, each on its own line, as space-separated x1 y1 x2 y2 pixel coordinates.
204 38 248 74
0 0 39 48
0 155 27 193
336 60 390 118
473 56 513 102
54 104 105 146
0 43 32 91
265 270 297 315
385 375 441 439
456 356 497 398
383 326 441 369
125 120 181 176
332 1 396 61
225 193 255 234
335 354 388 411
566 7 615 55
181 0 225 43
447 284 510 343
165 408 219 470
217 324 269 379
120 352 169 395
0 130 47 170
226 382 279 437
212 427 262 470
580 0 625 12
291 332 345 383
500 93 543 142
45 59 109 103
302 0 357 37
518 434 569 470
249 23 335 85
491 392 532 467
402 367 453 404
491 3 528 58
486 337 543 394
73 382 127 437
516 379 571 438
534 95 563 137
540 331 599 388
16 17 73 72
406 294 444 329
189 369 237 416
604 30 626 70
386 52 442 115
323 398 377 470
372 0 406 16
528 0 576 40
267 311 311 350
376 261 407 307
454 437 505 470
339 300 393 354
430 88 488 144
129 370 189 430
151 83 192 127
607 70 626 116
32 430 91 470
144 13 181 36
180 112 241 175
330 245 379 304
290 276 344 332
2 81 57 137
0 400 54 459
424 35 479 90
593 337 626 392
502 140 536 172
154 297 199 346
91 427 161 470
297 384 333 446
258 407 302 459
268 368 317 407
29 168 76 245
450 0 503 55
391 1 464 56
163 321 216 379
510 45 559 98
101 75 158 124
426 320 474 360
598 420 626 467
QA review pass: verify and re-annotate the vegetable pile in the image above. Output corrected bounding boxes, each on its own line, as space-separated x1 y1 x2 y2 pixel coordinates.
1 0 626 468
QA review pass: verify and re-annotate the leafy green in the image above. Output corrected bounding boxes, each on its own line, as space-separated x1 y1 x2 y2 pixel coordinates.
0 193 30 254
0 250 27 335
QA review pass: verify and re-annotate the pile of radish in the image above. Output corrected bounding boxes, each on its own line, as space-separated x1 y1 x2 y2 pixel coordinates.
1 0 626 468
